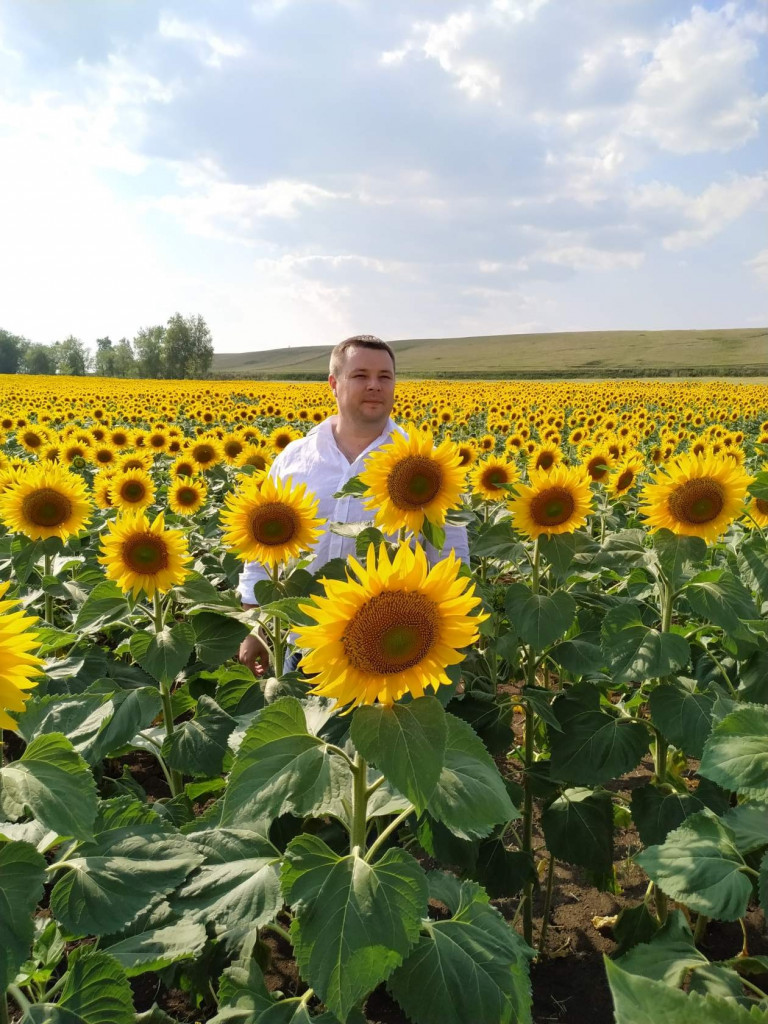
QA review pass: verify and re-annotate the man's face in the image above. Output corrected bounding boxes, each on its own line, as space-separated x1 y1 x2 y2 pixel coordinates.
329 347 395 429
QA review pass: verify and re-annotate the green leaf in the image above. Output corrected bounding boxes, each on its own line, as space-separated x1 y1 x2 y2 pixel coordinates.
471 521 522 561
354 526 388 560
85 688 164 763
34 627 78 656
171 827 281 949
57 948 134 1024
421 516 446 551
504 584 575 649
21 1006 87 1023
281 834 428 1022
722 802 768 855
748 470 768 501
129 622 195 683
541 787 613 872
651 530 708 589
737 532 768 602
193 612 250 667
760 850 768 916
474 839 534 898
649 680 715 759
602 603 690 683
684 570 760 633
549 689 649 786
0 733 98 840
257 1002 349 1024
519 686 562 732
699 705 768 799
604 957 763 1024
103 917 207 977
613 902 660 956
631 783 708 847
162 695 236 777
350 698 447 814
635 811 752 921
50 824 202 935
11 537 43 586
175 570 233 607
220 698 351 828
426 713 519 840
388 872 533 1024
74 580 130 633
549 631 606 675
0 841 47 990
615 910 708 985
210 957 272 1024
333 475 366 497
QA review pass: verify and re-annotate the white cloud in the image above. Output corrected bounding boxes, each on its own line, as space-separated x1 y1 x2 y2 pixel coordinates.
537 245 644 271
745 248 768 285
158 14 247 68
631 173 768 250
627 4 767 153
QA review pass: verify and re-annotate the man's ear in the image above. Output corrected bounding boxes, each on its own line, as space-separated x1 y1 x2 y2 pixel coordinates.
328 373 337 396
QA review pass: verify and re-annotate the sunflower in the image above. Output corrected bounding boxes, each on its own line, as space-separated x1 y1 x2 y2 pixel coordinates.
359 427 467 535
582 445 614 483
117 450 154 474
61 441 90 467
220 474 325 567
168 476 208 516
110 468 156 513
454 439 478 468
93 471 114 509
236 444 272 474
295 542 487 709
528 443 562 474
268 425 301 455
170 455 198 479
510 463 593 539
17 427 49 454
186 438 224 471
109 427 131 449
0 463 93 541
221 433 246 465
99 510 191 599
89 443 118 469
470 455 519 502
608 452 645 499
0 581 44 730
639 453 752 543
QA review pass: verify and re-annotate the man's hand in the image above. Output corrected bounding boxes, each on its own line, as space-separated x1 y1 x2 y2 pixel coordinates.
238 633 271 677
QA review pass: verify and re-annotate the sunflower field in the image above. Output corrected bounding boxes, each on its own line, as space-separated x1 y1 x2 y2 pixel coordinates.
1 374 768 1024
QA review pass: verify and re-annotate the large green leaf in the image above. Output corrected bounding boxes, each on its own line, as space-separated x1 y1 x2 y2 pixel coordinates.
549 689 649 786
548 632 606 676
649 680 715 758
350 698 447 813
86 688 164 763
210 957 272 1024
0 733 98 840
635 812 752 921
193 613 250 667
737 532 768 602
388 872 533 1024
0 841 47 990
615 910 708 986
129 622 195 683
50 824 202 935
602 603 690 683
426 713 519 840
73 580 131 633
220 698 351 828
541 787 613 872
104 917 207 978
20 1006 86 1023
651 530 708 590
504 584 575 649
684 569 760 634
699 705 768 800
162 695 236 777
171 827 281 949
258 1002 350 1024
605 957 765 1024
722 802 768 855
631 783 708 847
57 948 134 1024
281 834 428 1022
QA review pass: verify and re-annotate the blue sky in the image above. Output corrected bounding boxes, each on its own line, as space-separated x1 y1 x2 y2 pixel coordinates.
1 0 766 353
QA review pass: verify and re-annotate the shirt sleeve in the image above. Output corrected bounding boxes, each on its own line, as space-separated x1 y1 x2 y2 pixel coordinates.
425 521 470 568
236 452 286 606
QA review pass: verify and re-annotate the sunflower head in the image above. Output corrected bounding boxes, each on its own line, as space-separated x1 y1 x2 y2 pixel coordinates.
220 474 325 567
0 463 93 541
0 580 44 730
359 426 468 535
639 453 752 543
168 476 208 516
470 455 519 502
110 468 156 513
510 463 594 539
608 453 645 498
98 510 191 599
295 542 487 709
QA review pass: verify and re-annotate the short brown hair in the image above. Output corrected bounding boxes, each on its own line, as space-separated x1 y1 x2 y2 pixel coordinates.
329 335 396 377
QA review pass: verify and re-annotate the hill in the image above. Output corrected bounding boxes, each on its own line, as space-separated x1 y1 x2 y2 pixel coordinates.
211 328 768 379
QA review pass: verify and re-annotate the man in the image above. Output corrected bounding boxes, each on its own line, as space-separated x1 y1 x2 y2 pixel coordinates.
237 334 470 676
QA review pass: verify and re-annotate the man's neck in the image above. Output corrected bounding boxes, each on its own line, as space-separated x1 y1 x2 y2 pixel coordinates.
331 416 389 463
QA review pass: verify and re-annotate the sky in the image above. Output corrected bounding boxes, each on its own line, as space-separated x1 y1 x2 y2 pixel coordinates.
0 0 766 355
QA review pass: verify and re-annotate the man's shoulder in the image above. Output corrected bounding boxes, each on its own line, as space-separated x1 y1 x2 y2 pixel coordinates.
273 421 329 474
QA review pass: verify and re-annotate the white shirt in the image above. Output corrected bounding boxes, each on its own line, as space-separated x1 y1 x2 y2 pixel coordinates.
238 415 470 604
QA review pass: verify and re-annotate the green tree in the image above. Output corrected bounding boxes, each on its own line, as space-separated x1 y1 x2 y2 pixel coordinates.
163 313 214 378
0 328 27 374
21 343 57 375
134 325 165 379
94 336 117 377
112 337 137 378
54 335 92 376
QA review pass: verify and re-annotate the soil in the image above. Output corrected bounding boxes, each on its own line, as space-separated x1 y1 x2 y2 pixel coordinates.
6 743 768 1024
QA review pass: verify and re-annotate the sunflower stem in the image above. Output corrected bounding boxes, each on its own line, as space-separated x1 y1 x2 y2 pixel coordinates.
158 679 183 798
152 590 164 634
521 537 540 948
0 993 8 1024
652 576 673 785
538 854 557 954
271 564 284 679
43 553 54 623
350 750 369 855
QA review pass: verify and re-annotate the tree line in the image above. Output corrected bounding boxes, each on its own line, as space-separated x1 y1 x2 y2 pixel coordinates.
0 313 214 379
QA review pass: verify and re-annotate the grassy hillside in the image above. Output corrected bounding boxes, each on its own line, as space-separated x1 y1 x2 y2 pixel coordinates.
211 327 768 379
